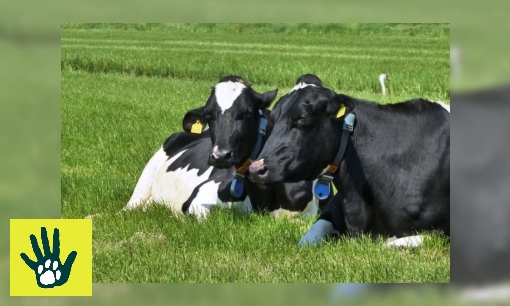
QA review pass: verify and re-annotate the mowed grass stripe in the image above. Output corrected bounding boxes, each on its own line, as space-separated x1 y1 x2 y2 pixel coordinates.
61 37 449 57
61 31 449 57
62 50 448 100
62 43 449 63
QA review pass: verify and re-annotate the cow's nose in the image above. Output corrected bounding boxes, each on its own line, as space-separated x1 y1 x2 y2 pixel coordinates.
212 149 232 161
249 160 269 181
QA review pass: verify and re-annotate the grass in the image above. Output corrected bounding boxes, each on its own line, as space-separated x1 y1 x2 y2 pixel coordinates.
61 23 450 283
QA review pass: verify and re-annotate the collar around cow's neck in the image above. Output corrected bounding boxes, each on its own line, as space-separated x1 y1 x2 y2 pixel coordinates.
230 110 268 198
313 112 356 200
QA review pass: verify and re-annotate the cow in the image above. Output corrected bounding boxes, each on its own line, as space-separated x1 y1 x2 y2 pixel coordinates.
248 74 450 247
124 75 329 220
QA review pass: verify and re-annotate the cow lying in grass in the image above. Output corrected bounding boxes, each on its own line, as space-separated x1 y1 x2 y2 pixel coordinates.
124 75 331 219
249 74 450 247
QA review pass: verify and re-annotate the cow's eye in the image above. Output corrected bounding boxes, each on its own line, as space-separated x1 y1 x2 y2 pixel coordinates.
236 111 252 120
294 113 314 130
294 113 308 123
203 113 215 121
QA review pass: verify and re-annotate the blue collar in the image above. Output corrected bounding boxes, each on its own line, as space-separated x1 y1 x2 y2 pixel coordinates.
313 113 356 200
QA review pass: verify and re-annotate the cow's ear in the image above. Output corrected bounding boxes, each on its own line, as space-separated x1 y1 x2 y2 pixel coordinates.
183 107 207 133
328 94 355 120
254 89 278 110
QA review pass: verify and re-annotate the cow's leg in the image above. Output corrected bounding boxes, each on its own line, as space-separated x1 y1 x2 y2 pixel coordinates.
298 219 339 247
125 147 168 211
271 180 319 219
187 179 221 220
298 193 346 247
384 235 427 248
227 196 253 216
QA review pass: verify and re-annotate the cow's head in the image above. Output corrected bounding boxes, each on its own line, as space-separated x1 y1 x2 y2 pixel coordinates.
182 76 278 169
249 76 354 183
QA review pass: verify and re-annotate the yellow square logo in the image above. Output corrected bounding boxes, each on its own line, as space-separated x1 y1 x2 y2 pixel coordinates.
10 219 92 296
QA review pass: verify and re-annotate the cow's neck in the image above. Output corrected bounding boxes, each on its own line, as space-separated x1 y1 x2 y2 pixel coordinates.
230 110 269 198
329 110 373 205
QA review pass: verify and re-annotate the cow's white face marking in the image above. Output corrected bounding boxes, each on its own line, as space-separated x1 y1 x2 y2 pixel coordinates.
289 82 317 94
298 219 339 247
431 100 450 113
215 81 247 114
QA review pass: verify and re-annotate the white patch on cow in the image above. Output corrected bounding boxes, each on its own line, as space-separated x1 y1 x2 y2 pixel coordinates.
188 179 253 220
302 186 320 217
289 82 318 94
215 81 247 114
221 196 252 215
188 180 221 220
125 147 169 210
431 100 450 113
272 195 319 219
298 219 339 247
384 235 426 248
150 149 215 214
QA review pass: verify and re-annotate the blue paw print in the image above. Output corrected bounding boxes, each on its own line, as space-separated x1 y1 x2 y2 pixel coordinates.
20 227 77 288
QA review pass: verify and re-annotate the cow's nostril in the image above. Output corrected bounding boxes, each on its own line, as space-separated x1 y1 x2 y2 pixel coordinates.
214 149 232 161
257 165 268 176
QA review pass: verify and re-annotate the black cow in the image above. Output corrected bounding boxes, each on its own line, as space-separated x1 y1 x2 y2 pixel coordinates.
124 75 327 219
249 74 450 247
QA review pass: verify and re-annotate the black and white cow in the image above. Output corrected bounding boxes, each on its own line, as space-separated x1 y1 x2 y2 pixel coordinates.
249 75 450 247
125 75 326 219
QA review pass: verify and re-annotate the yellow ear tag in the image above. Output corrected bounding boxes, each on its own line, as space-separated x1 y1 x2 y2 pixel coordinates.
191 120 203 134
336 105 346 118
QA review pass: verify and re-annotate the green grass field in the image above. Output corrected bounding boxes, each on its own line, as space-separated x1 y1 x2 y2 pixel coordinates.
61 23 450 283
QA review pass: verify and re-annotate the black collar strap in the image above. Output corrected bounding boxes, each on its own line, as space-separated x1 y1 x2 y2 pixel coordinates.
313 113 356 200
230 111 268 198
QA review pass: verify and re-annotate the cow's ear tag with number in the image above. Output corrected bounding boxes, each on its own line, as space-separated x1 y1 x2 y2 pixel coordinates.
191 120 203 134
336 105 346 118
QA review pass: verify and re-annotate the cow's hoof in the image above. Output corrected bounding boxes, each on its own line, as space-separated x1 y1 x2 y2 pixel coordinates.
384 235 426 248
298 235 323 248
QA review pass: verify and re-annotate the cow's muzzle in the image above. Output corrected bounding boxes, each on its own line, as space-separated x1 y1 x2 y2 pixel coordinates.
248 159 269 183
